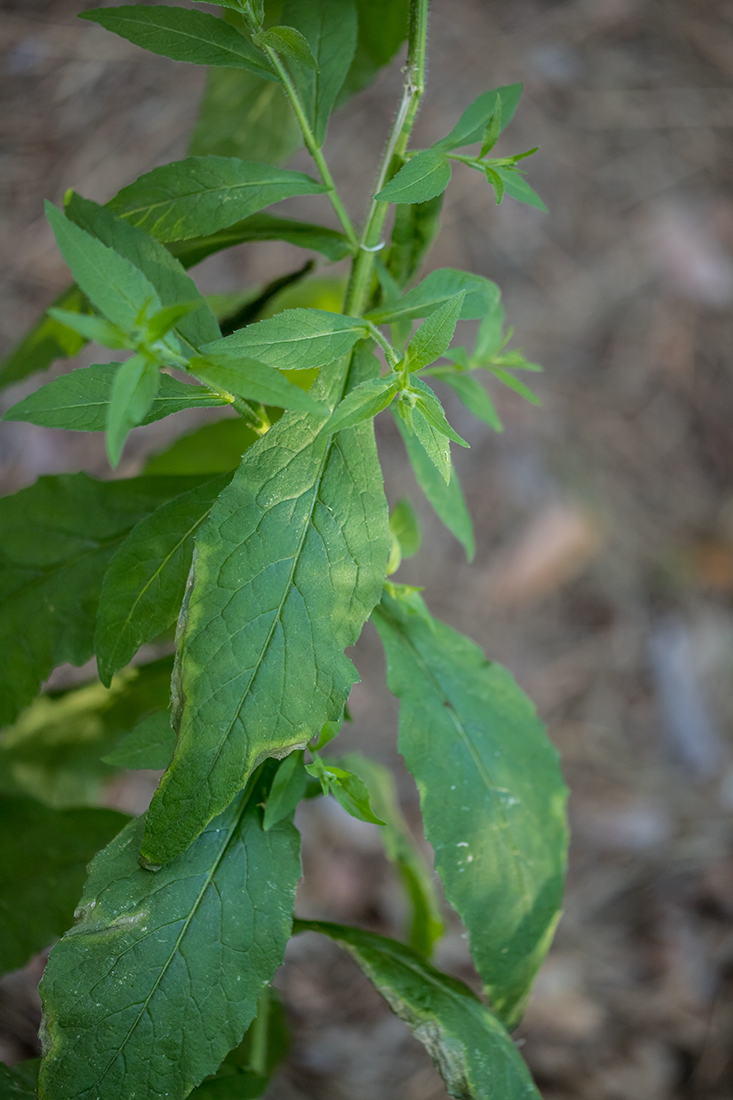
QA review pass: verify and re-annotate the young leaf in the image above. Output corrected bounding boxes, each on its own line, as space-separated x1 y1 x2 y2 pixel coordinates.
260 26 318 70
386 193 444 289
324 373 399 435
0 797 128 978
189 67 300 164
340 754 443 956
480 95 502 157
394 412 474 560
280 0 358 146
203 309 368 371
169 213 352 268
79 6 277 79
389 499 421 559
491 167 548 212
95 475 231 685
485 166 505 204
376 150 451 205
107 156 327 243
190 354 327 414
102 710 176 771
411 406 451 484
45 202 161 330
306 756 385 825
372 590 568 1029
294 921 541 1099
406 291 465 372
410 376 469 449
490 365 541 405
46 309 131 349
0 285 90 390
3 366 227 433
0 474 205 726
424 368 503 432
263 750 308 832
143 417 261 476
140 350 389 865
106 355 160 467
433 84 523 150
0 1059 40 1098
39 778 301 1100
365 267 500 325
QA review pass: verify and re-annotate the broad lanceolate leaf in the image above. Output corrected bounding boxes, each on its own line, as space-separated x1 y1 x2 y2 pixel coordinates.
0 285 90 391
0 1059 39 1098
325 373 399 435
3 366 227 432
0 797 127 978
79 6 277 79
189 68 301 164
106 356 160 467
376 150 452 205
107 156 326 243
365 268 500 325
203 309 368 371
95 475 231 685
281 0 358 146
433 84 523 150
190 355 327 414
491 167 548 212
0 474 207 726
294 921 541 1100
387 193 444 289
102 710 176 771
395 412 474 560
39 777 301 1100
372 591 568 1028
140 348 389 865
169 213 351 269
406 292 464 372
424 369 503 432
45 202 161 329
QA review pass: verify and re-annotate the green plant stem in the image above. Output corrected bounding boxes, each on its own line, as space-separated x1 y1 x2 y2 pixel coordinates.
248 987 270 1076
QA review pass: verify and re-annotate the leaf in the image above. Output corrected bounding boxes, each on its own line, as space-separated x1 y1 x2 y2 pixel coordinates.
95 475 231 685
260 26 318 70
140 348 389 865
306 756 385 825
492 168 547 213
407 292 464 372
203 309 368 371
106 355 160 467
372 590 568 1028
38 775 301 1100
189 990 290 1100
324 373 399 435
341 754 443 956
480 96 503 157
472 300 507 362
294 921 541 1099
340 0 409 101
389 499 421 559
189 68 301 164
425 369 503 432
107 156 326 243
102 710 176 771
263 750 308 832
394 413 474 560
280 0 358 146
144 417 261 476
410 406 451 484
45 202 161 329
410 376 469 449
190 354 327 414
490 366 541 405
433 84 524 150
46 309 131 350
386 193 444 289
485 166 505 204
0 285 90 391
0 1059 40 1098
79 6 277 79
3 366 227 433
365 268 500 325
169 213 351 268
0 474 206 726
376 150 452 205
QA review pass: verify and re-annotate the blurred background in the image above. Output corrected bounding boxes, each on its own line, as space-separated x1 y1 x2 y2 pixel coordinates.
2 0 733 1096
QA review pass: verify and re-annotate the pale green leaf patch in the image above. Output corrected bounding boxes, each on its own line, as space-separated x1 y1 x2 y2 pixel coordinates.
491 167 548 212
424 368 504 432
306 755 385 825
365 267 500 325
433 83 523 151
203 308 368 371
263 750 308 832
106 355 161 467
324 373 399 435
260 26 319 70
376 149 451 205
46 308 131 350
405 291 464 372
190 354 328 414
387 498 421 575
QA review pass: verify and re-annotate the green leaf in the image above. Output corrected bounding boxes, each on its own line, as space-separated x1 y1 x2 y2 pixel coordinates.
340 0 409 101
340 754 443 956
190 354 327 414
3 365 227 433
485 166 505 204
473 300 507 362
280 0 358 146
189 68 301 164
433 84 523 150
95 474 231 685
64 192 221 352
203 308 368 371
425 369 503 432
410 406 451 483
294 921 541 1099
140 348 389 865
260 26 318 69
102 710 176 771
490 366 541 405
386 193 444 290
189 990 290 1099
79 6 277 79
324 373 399 435
376 150 451 205
0 797 128 978
39 775 301 1100
143 417 261 476
394 412 474 560
0 1059 40 1098
0 285 90 391
46 308 131 349
365 267 500 325
0 474 205 726
169 213 351 268
263 750 308 832
306 756 385 825
491 167 547 212
389 499 421 559
407 292 464 372
106 355 160 467
480 96 503 157
410 376 469 449
107 156 326 243
372 590 568 1028
45 202 161 330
